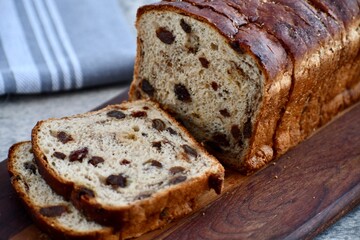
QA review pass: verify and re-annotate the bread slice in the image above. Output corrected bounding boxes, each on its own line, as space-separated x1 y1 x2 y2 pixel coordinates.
129 0 360 174
31 100 224 238
7 142 118 240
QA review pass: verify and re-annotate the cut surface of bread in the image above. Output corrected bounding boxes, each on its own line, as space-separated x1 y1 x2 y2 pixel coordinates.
130 0 360 173
130 3 292 172
7 142 118 240
31 100 224 237
131 9 273 171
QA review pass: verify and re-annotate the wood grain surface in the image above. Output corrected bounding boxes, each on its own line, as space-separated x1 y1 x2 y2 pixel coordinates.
1 91 359 240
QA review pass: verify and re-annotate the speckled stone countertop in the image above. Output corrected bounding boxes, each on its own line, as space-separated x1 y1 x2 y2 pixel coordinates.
0 84 359 239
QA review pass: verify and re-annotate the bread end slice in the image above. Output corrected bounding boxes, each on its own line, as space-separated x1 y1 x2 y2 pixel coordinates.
7 142 119 240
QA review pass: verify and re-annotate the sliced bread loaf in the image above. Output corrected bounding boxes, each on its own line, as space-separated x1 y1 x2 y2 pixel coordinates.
31 100 224 237
7 142 118 240
129 0 360 174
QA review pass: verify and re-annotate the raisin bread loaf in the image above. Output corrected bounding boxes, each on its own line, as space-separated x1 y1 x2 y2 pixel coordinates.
129 0 360 173
7 142 118 240
31 100 224 238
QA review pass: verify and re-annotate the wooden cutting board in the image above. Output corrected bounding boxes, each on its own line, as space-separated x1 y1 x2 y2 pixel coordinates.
1 91 359 240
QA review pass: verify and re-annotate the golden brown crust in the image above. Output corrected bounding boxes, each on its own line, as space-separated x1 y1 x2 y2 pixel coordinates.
31 101 224 237
274 21 360 157
7 142 118 240
307 0 359 28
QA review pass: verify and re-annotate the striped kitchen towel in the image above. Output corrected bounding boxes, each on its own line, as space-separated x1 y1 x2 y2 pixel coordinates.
0 0 139 95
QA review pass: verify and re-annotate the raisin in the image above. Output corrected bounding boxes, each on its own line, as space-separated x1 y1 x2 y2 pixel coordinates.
213 133 230 147
131 111 147 118
187 47 197 54
156 27 175 44
219 109 231 117
208 174 223 194
56 131 73 144
144 159 163 168
77 187 95 200
231 125 241 139
169 175 187 185
53 152 66 160
143 106 149 110
174 84 191 102
24 162 36 174
243 118 252 139
169 166 185 175
106 174 127 188
88 156 104 166
211 43 218 50
180 19 191 33
151 160 162 168
166 127 177 135
107 110 126 119
199 57 210 68
205 141 224 153
211 82 219 91
39 205 68 217
182 145 197 158
120 159 131 165
141 79 155 97
69 147 88 162
152 141 162 151
152 119 166 131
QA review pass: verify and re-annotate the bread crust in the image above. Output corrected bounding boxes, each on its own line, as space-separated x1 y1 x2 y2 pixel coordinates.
31 100 224 238
7 142 118 240
131 0 360 174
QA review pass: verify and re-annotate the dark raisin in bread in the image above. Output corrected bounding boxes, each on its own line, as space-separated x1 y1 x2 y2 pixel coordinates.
129 0 360 174
7 142 118 240
31 100 224 238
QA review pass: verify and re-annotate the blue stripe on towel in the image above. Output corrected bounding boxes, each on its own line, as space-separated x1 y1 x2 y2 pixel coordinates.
0 0 144 95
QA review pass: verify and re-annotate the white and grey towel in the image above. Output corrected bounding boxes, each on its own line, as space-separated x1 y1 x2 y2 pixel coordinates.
0 0 156 95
